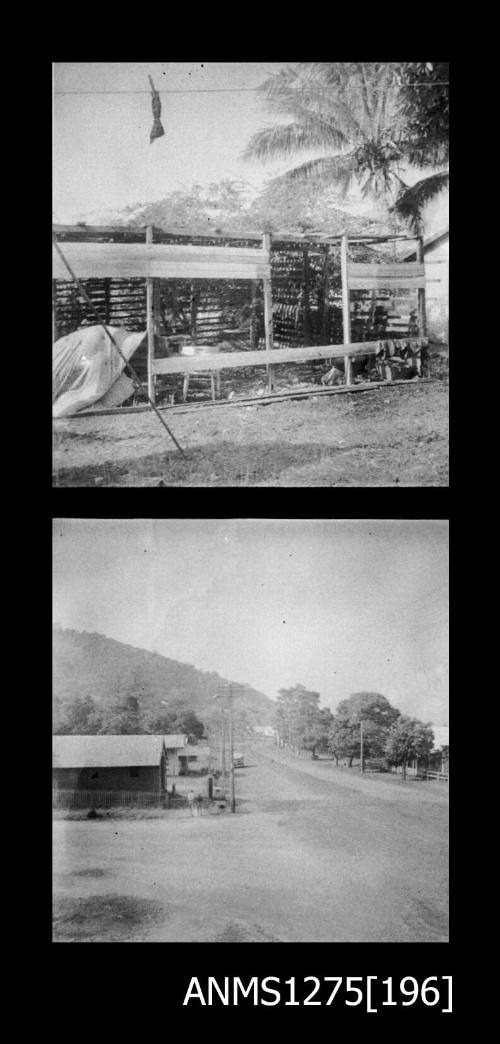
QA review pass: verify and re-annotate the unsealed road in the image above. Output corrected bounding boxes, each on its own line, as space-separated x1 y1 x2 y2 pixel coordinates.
53 743 448 942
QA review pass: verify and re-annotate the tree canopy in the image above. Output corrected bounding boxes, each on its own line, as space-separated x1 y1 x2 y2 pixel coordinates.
328 692 400 765
275 683 332 754
384 715 435 779
243 62 449 232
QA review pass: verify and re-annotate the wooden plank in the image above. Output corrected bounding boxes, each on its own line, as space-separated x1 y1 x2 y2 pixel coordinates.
348 261 425 290
53 243 269 265
53 242 270 280
146 227 155 403
416 237 427 339
348 262 425 279
54 223 418 246
71 378 434 419
262 233 274 392
152 339 426 375
340 234 352 385
348 275 426 289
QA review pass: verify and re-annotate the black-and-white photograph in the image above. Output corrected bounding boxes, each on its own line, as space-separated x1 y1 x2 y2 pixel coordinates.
52 62 449 487
52 518 449 943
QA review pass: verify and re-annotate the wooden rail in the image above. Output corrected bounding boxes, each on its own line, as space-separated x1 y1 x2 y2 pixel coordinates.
52 241 271 281
348 261 426 289
152 338 426 375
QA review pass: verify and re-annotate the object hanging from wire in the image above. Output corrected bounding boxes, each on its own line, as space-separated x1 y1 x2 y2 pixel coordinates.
149 75 165 143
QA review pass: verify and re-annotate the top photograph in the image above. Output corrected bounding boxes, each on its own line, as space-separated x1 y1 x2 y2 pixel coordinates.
52 62 449 487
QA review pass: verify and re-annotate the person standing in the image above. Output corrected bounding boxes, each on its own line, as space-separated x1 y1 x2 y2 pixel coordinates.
187 789 195 815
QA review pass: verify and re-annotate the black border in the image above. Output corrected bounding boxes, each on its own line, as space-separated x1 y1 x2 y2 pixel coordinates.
46 44 455 1026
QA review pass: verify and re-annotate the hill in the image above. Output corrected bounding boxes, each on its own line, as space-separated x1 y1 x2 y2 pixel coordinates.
53 627 275 734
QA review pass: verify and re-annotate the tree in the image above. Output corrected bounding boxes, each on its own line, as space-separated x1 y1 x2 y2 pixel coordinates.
112 180 255 234
390 62 449 231
275 684 328 754
243 62 449 232
97 695 147 734
328 716 360 766
384 716 434 780
243 63 404 212
329 692 400 766
145 708 205 742
246 176 391 237
53 695 103 734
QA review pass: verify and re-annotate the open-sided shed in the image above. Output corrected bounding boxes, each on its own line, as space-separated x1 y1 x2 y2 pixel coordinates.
53 225 429 410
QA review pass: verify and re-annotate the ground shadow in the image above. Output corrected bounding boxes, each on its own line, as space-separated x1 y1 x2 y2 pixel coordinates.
52 437 435 487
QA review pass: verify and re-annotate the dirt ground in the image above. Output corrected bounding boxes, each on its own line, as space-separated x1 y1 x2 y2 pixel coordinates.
53 740 448 942
52 377 448 487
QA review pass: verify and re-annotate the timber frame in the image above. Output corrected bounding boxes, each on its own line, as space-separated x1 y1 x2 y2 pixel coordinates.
53 225 428 406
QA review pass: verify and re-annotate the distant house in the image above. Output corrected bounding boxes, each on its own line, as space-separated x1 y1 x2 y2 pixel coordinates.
252 725 277 738
429 725 449 773
178 744 211 775
163 734 188 776
403 227 449 343
52 735 168 795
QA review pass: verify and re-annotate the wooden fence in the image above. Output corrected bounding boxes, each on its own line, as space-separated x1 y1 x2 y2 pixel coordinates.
423 770 449 783
391 766 449 783
52 789 165 808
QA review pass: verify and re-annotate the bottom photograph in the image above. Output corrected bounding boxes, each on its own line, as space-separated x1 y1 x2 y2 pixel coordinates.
52 517 449 944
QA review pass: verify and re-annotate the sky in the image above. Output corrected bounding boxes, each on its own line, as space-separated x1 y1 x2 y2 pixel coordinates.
53 62 449 232
53 519 449 725
53 62 303 222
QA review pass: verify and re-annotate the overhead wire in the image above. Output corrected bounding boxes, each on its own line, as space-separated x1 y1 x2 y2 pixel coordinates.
54 83 449 95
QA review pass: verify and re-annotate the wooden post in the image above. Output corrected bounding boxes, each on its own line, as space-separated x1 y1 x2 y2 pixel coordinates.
146 226 155 403
221 711 226 781
302 247 311 346
416 236 427 337
190 282 198 344
340 234 352 384
262 232 274 393
322 247 330 344
104 278 111 325
52 280 59 343
228 687 236 814
250 279 259 350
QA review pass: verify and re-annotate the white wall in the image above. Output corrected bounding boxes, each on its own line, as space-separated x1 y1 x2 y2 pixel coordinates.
425 236 449 342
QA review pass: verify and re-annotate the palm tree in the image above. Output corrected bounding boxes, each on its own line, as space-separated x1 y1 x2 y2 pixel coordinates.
243 63 405 209
243 62 448 232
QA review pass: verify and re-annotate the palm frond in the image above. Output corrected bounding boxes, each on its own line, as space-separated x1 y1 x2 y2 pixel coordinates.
242 122 350 163
391 170 449 231
256 67 362 141
268 152 358 196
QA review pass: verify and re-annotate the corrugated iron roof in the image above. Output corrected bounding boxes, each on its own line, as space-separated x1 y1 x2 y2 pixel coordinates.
53 734 167 768
402 227 449 260
164 734 187 749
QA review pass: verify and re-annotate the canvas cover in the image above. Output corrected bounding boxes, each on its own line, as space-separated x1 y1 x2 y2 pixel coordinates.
52 325 147 417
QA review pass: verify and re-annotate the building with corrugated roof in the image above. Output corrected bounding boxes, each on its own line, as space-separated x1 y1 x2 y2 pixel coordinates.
52 734 169 794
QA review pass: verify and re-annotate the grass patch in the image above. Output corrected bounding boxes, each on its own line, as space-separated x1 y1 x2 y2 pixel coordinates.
52 893 165 941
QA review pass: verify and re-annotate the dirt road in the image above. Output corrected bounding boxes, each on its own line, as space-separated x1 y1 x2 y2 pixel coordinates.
53 742 448 942
52 379 448 486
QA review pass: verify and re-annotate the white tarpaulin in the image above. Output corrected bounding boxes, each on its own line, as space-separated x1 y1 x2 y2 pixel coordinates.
52 325 147 417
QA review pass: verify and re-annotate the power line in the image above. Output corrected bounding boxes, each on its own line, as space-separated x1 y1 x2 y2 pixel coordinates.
54 83 449 96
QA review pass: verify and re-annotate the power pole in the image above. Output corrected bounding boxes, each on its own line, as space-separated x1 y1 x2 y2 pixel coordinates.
221 710 226 782
360 719 364 774
228 686 236 813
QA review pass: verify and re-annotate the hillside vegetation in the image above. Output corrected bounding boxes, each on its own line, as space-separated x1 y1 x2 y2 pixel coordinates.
53 627 275 734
